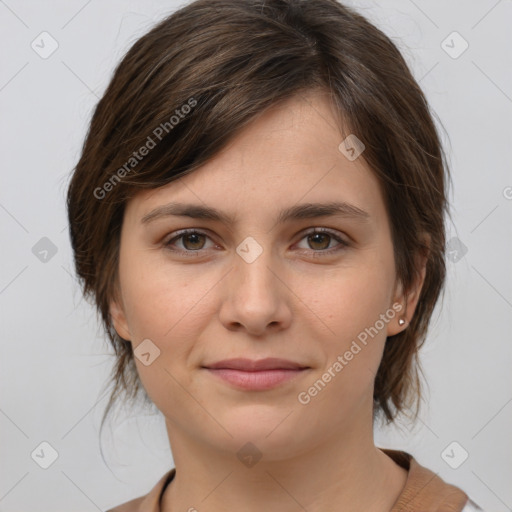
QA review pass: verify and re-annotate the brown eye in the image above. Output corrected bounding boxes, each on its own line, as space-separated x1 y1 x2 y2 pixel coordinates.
181 232 207 250
296 228 349 256
164 230 215 255
307 232 332 250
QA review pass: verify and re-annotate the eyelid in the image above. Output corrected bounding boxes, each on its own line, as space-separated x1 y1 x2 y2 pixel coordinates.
294 227 350 253
299 227 349 243
163 228 219 254
163 227 350 256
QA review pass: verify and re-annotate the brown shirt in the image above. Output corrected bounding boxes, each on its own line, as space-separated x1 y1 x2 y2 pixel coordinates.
106 448 474 512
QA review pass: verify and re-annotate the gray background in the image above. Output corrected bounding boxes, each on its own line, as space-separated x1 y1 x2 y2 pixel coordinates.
1 0 511 510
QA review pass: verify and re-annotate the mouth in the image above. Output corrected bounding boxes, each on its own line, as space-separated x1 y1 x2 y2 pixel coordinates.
201 358 311 390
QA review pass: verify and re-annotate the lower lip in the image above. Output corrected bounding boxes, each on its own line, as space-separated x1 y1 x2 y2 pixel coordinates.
204 368 308 390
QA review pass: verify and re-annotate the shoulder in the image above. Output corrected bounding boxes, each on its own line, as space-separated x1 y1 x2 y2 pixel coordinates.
380 448 485 512
105 468 176 512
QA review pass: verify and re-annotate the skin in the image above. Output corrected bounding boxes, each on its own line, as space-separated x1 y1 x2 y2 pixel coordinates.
110 89 427 511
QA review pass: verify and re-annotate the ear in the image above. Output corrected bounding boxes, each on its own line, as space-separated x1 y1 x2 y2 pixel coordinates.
109 296 132 341
387 233 430 337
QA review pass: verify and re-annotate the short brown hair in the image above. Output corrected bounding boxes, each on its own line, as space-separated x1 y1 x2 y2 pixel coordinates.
66 0 450 428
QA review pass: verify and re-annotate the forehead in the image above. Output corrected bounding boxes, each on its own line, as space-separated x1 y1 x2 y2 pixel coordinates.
125 90 387 226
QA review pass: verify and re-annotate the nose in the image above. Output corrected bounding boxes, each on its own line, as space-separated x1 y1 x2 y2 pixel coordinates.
218 243 292 336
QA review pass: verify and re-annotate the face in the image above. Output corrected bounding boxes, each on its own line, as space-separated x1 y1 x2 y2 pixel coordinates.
110 89 425 460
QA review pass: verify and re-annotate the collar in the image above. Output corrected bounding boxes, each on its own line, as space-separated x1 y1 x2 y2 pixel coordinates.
380 449 469 511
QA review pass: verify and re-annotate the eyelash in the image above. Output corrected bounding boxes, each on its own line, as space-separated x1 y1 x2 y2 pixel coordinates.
163 228 349 258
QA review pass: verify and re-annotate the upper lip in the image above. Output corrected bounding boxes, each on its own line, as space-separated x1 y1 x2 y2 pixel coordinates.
203 358 309 371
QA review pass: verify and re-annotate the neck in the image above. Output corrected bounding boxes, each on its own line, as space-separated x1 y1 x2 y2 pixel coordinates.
161 407 407 512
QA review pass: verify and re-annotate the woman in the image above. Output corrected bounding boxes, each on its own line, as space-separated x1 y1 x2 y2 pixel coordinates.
66 0 484 510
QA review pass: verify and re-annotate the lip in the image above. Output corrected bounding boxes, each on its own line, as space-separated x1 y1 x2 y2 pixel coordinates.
203 357 309 371
202 358 310 391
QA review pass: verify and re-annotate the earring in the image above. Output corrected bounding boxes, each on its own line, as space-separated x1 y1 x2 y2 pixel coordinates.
398 317 406 326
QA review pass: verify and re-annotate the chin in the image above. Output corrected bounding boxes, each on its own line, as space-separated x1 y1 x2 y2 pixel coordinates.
207 409 310 457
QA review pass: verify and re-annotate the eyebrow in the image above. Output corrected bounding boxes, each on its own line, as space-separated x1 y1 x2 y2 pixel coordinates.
140 201 371 225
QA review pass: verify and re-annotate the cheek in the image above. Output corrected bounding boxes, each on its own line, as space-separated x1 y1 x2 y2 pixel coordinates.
119 247 215 341
306 253 395 376
118 255 218 411
317 256 393 325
